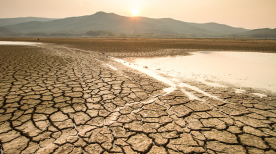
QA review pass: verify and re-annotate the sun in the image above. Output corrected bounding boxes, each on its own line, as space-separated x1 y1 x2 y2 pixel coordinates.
132 9 139 16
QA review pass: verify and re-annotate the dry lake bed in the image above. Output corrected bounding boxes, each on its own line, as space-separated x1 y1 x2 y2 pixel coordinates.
0 39 276 154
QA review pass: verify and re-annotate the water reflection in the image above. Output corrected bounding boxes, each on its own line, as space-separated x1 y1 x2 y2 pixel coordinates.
0 41 41 45
133 51 276 93
199 51 212 54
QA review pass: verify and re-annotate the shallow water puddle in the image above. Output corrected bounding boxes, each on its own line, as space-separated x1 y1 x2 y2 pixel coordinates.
112 58 176 87
180 88 199 100
111 57 221 99
179 82 222 100
252 93 267 98
106 64 118 70
133 51 276 93
111 57 179 97
235 88 246 93
0 41 41 45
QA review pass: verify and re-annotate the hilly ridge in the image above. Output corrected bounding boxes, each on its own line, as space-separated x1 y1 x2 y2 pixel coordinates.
190 22 248 35
0 17 56 27
0 12 275 38
237 28 276 36
1 12 248 37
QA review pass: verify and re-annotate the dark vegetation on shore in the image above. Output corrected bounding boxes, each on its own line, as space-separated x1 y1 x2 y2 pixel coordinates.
1 37 275 58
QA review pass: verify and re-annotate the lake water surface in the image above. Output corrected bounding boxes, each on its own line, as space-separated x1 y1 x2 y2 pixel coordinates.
0 41 41 45
133 51 276 93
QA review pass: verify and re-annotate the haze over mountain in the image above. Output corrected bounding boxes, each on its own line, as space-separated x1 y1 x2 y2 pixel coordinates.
233 28 276 38
0 12 275 38
189 22 248 35
0 17 56 27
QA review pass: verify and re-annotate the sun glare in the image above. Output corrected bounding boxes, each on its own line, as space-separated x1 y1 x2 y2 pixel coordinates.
132 9 139 16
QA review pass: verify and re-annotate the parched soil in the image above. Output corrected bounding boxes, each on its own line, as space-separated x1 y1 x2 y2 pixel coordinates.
0 39 276 153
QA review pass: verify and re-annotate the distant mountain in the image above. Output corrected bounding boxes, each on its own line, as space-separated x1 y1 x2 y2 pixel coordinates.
190 22 248 35
0 27 14 36
238 28 276 35
233 28 276 38
1 12 250 37
0 17 56 27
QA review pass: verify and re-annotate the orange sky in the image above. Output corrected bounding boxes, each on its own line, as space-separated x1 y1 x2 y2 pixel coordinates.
1 0 276 29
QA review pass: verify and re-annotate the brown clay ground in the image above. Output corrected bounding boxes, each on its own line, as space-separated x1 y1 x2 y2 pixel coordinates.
0 38 276 154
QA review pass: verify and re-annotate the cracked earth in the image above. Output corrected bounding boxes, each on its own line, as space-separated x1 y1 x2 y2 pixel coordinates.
0 43 276 154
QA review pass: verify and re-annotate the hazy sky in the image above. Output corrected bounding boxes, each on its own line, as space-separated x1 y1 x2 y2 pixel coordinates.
1 0 276 29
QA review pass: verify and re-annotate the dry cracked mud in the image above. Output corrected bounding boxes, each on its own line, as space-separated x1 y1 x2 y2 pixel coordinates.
0 43 276 154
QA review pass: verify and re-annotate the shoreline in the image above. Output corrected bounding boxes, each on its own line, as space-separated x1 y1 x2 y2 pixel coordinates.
1 37 276 55
111 54 276 98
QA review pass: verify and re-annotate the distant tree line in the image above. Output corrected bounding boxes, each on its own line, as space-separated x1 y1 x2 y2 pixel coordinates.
251 34 276 38
26 32 81 37
86 30 115 36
